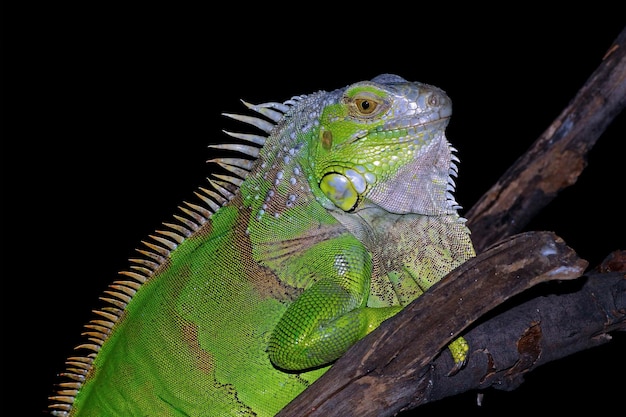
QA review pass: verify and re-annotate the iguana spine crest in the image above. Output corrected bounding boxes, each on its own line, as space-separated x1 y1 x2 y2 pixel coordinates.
48 98 290 415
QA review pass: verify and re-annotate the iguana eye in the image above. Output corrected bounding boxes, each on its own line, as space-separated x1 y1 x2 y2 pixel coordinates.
354 98 377 114
346 92 386 118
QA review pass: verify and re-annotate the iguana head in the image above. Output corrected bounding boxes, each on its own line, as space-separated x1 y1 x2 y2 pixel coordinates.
212 74 461 220
312 73 460 216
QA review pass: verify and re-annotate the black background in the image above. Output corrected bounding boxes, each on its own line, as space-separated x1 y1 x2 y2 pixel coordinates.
7 4 625 416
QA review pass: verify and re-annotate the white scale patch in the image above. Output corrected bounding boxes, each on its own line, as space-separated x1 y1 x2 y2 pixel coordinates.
333 254 349 276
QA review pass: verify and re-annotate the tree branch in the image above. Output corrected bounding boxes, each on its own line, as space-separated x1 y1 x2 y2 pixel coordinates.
465 26 626 253
426 260 626 403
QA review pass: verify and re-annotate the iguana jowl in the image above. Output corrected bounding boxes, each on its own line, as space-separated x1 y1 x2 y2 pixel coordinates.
49 74 475 416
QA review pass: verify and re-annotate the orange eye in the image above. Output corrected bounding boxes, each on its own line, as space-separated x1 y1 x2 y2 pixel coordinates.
354 98 378 115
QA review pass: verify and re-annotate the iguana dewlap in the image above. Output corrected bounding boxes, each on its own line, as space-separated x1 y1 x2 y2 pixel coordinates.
49 74 475 416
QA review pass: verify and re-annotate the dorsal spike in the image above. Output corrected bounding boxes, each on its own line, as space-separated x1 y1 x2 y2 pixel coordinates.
111 279 142 291
92 310 118 322
222 130 267 146
100 306 123 316
118 270 149 284
209 157 254 171
284 95 307 106
247 100 292 113
177 205 207 225
98 297 126 310
193 190 221 213
171 214 200 233
221 112 275 134
155 229 185 244
208 178 235 201
109 283 138 297
66 356 93 366
126 265 153 277
54 381 82 390
87 320 114 329
161 221 193 237
133 248 164 264
103 289 132 304
209 143 260 158
128 257 159 270
240 100 285 123
148 234 178 251
197 186 228 207
221 130 266 146
84 323 112 334
182 201 212 219
74 343 101 353
140 240 170 257
209 158 253 179
212 173 244 188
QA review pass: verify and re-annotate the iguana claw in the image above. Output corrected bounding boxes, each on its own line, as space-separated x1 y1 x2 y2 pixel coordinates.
447 336 470 376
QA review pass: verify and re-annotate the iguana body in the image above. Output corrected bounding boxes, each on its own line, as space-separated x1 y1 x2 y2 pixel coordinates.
49 74 475 416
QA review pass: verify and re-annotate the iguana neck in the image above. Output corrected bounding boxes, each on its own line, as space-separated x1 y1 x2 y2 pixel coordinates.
239 91 329 221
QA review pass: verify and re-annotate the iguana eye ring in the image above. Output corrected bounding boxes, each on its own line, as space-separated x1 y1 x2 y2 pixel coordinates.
428 94 440 107
342 91 387 118
355 98 377 114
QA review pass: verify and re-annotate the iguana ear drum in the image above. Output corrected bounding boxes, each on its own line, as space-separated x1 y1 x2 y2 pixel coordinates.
321 130 333 151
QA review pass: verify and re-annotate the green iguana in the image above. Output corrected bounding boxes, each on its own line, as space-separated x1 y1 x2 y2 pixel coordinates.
49 74 475 416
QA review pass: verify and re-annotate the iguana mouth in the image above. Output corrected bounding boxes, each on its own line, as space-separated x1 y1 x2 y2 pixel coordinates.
381 113 451 136
344 115 450 146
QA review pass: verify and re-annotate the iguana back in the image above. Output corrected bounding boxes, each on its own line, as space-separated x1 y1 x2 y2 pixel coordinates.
49 74 475 416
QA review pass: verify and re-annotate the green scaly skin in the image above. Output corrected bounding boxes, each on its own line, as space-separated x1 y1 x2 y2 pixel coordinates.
49 74 475 416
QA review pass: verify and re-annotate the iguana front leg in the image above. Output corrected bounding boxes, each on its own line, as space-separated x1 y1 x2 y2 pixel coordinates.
268 234 402 371
447 337 469 375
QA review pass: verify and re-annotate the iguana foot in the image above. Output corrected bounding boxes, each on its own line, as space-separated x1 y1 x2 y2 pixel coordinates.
446 336 469 376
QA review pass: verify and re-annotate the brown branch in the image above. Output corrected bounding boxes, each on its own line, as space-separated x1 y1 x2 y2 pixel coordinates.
278 232 592 417
465 26 626 253
425 261 626 403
